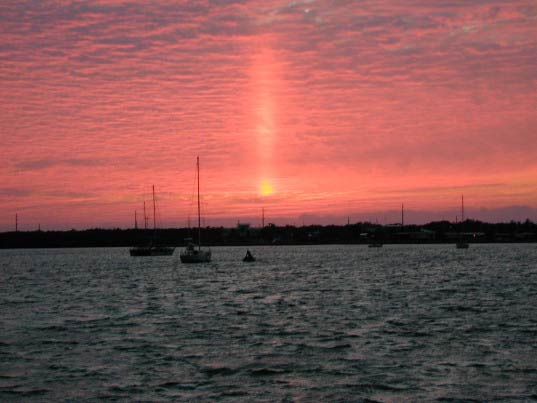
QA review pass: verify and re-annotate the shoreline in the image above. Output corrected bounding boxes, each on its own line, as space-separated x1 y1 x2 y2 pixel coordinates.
2 221 536 248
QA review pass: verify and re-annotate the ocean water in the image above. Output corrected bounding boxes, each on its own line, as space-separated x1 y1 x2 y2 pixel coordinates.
1 244 536 402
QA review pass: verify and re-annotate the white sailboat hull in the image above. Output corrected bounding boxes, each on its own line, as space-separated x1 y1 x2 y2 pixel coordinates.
180 249 211 263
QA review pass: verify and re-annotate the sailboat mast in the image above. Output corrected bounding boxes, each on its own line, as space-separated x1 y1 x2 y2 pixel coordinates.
197 156 201 251
152 185 156 231
143 201 147 229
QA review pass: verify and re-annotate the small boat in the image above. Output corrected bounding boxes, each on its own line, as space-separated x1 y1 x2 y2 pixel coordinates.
243 250 256 262
368 243 383 248
180 157 211 263
130 185 175 257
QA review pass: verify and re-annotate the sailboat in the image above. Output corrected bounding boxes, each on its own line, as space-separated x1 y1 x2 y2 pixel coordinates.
130 185 175 256
368 242 383 248
180 156 212 263
456 195 469 249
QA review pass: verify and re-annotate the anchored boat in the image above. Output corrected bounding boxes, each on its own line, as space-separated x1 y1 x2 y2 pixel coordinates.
180 157 211 263
130 185 175 257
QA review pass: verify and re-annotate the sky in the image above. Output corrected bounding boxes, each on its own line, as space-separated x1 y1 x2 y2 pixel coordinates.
1 0 537 230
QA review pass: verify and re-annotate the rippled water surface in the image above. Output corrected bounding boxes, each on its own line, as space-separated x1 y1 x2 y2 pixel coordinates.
1 244 537 401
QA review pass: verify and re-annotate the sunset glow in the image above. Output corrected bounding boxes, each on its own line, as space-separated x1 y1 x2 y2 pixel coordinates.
252 46 279 201
1 1 537 230
260 180 275 197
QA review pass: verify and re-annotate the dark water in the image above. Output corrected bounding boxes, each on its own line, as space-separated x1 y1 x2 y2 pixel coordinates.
1 244 536 402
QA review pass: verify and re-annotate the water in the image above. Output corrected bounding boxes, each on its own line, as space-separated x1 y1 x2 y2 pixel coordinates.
1 244 536 402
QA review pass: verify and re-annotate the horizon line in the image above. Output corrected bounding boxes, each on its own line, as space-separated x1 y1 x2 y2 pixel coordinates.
2 216 537 234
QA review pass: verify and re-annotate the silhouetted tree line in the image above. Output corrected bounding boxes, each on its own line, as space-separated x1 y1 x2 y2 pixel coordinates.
1 219 536 249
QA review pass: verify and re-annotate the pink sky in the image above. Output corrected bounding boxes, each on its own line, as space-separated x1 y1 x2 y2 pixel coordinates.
1 0 537 230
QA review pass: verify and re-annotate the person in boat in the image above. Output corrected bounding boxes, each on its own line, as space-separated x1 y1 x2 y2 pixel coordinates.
186 242 195 252
244 250 255 261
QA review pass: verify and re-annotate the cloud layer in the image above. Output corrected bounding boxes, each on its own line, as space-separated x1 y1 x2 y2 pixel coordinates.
1 0 536 229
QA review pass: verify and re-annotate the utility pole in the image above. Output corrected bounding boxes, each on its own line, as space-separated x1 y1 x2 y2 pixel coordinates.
135 210 138 229
461 195 465 222
15 214 18 232
262 207 265 228
401 203 404 226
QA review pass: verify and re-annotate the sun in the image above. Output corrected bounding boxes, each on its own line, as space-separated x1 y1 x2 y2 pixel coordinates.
260 180 274 196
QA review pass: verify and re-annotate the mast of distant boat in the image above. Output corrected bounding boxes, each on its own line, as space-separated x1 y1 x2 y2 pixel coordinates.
143 201 148 229
151 185 158 246
197 156 201 251
460 195 464 236
152 185 157 231
456 194 469 248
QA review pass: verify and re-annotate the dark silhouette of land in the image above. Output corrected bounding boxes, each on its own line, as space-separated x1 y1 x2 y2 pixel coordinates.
1 219 536 248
